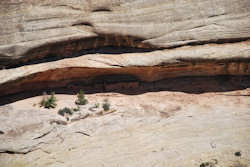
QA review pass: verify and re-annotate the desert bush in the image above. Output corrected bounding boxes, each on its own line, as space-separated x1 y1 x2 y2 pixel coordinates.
102 99 110 111
200 162 215 167
235 151 241 157
40 92 57 109
89 103 100 111
58 107 73 116
75 90 88 105
199 159 218 167
94 103 100 108
73 105 80 112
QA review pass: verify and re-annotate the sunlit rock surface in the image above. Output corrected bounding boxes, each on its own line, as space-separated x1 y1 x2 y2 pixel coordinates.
0 0 250 166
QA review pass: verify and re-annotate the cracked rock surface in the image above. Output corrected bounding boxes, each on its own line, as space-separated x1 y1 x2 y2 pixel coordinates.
0 88 250 167
1 0 250 64
0 0 250 96
0 0 250 95
0 0 250 166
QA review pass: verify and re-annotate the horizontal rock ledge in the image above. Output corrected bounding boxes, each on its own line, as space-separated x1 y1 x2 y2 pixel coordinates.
0 41 250 97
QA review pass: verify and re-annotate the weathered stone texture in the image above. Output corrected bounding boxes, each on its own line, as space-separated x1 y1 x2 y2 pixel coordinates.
0 0 250 65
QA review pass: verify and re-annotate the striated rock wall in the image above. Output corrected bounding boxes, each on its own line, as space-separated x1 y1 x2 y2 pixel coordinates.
1 41 250 96
0 0 250 96
1 0 250 64
1 1 250 166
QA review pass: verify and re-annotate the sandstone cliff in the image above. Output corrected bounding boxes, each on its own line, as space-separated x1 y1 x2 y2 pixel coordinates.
0 0 250 96
1 1 250 167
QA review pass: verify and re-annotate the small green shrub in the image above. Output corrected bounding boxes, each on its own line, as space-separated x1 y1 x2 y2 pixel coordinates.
40 92 57 109
75 90 88 105
89 103 100 111
199 160 217 167
58 107 73 116
200 162 213 167
235 151 241 157
102 99 110 111
94 103 100 108
73 105 80 112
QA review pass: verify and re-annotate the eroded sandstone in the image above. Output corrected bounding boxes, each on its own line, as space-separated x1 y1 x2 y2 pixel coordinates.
0 0 250 67
0 41 250 97
0 89 250 167
0 0 250 96
0 1 250 166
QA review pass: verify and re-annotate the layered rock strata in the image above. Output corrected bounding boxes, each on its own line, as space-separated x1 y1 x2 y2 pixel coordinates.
0 0 250 95
0 41 250 96
1 1 250 166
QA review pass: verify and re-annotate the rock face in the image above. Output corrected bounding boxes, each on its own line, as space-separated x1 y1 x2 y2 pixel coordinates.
0 1 250 166
1 41 250 97
1 0 250 62
0 89 250 167
0 0 250 96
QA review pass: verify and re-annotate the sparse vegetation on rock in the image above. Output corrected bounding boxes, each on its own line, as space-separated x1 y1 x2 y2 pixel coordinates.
94 103 100 108
40 92 57 109
200 162 215 167
75 90 88 105
58 107 73 116
200 159 218 167
235 151 241 157
102 99 110 111
89 103 100 112
73 105 80 112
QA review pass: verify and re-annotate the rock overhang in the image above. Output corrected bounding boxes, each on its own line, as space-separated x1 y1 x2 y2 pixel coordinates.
0 0 250 97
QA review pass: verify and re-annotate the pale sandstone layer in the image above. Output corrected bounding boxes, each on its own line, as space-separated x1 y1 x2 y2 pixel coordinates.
0 89 250 167
0 0 250 66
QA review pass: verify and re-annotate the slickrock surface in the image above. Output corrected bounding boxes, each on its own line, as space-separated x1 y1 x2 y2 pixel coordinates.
0 0 250 166
0 88 250 167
